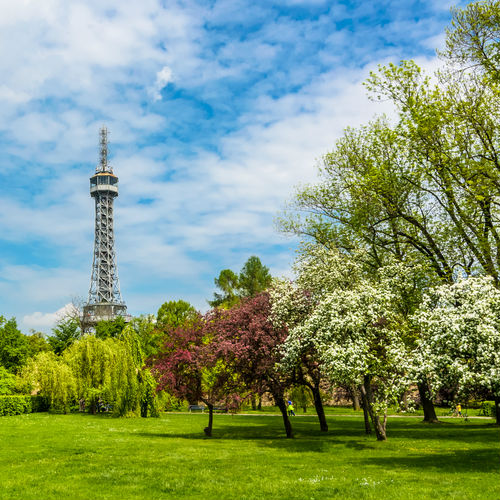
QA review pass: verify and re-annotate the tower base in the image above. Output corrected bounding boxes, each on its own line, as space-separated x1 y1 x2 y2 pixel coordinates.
82 303 129 332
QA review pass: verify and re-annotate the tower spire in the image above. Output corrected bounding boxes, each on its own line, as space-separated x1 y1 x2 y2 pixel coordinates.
98 126 112 173
83 126 127 331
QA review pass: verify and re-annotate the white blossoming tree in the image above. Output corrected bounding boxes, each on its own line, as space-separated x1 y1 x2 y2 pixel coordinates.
415 277 500 425
272 244 413 441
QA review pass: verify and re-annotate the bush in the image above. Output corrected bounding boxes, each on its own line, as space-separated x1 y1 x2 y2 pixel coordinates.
480 401 497 417
0 395 32 416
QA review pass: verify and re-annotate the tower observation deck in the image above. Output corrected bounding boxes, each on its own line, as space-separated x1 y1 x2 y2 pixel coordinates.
82 127 127 330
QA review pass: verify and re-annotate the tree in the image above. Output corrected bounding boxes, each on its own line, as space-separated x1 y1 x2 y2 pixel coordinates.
208 293 294 438
238 256 272 298
415 276 500 425
441 0 500 80
156 300 198 330
208 269 240 308
26 331 51 358
48 317 81 355
209 256 272 307
151 316 239 436
273 246 412 440
0 316 29 372
95 316 126 340
64 336 141 416
270 277 329 432
128 315 161 359
20 352 76 413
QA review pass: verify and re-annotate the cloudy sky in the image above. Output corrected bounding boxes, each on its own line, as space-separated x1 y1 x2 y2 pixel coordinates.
0 0 463 333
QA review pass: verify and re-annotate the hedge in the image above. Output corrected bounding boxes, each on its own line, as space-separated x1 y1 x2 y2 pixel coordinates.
0 395 32 416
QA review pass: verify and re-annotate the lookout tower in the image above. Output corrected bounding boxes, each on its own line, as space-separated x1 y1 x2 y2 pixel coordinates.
82 127 127 330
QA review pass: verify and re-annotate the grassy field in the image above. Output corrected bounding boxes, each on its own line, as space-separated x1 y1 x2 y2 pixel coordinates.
0 412 498 500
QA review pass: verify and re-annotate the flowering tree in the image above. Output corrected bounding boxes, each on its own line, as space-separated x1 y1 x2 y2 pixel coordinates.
274 245 415 440
415 277 500 425
208 293 294 438
270 279 329 432
151 316 239 436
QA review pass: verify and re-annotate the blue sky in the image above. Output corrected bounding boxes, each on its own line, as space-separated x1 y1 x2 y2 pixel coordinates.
0 0 463 332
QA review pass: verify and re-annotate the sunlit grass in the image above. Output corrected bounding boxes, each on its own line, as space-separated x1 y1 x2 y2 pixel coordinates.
0 412 498 499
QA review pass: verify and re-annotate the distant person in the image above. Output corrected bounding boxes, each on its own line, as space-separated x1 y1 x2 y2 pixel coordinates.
288 400 295 416
456 403 462 417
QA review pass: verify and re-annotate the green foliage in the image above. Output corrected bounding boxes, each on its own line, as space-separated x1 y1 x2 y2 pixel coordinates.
30 395 50 413
127 315 161 358
289 385 313 413
0 366 16 395
441 0 500 80
156 300 198 330
480 400 498 417
48 318 81 355
95 316 126 339
26 331 51 357
0 316 29 373
209 256 272 307
20 352 76 413
64 336 140 416
157 391 184 411
238 256 272 298
0 395 32 416
208 269 240 307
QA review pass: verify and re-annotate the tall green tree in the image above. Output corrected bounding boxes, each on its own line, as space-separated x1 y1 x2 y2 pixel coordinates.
26 331 51 358
156 300 198 330
0 316 29 373
238 256 272 298
209 256 272 307
48 317 81 355
208 269 240 308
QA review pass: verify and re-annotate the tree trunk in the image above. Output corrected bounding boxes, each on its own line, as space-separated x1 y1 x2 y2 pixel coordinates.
494 396 500 426
361 375 387 441
275 395 293 438
418 380 439 423
351 384 361 411
401 391 408 412
359 385 372 435
251 395 257 411
308 384 328 432
204 403 214 437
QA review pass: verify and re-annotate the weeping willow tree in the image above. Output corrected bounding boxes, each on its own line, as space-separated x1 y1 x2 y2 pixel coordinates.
64 335 141 416
119 324 159 417
20 328 159 417
20 351 76 413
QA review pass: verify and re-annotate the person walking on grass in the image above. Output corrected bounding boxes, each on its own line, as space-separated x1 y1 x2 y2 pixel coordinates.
456 403 462 417
288 401 295 416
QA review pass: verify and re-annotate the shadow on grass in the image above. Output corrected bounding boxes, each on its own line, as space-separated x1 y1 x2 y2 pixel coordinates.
359 447 500 473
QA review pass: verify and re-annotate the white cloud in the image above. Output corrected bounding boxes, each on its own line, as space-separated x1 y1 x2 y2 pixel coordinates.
22 303 77 330
152 66 174 100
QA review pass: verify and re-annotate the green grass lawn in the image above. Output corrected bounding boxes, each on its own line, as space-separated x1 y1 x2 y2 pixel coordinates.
0 412 498 500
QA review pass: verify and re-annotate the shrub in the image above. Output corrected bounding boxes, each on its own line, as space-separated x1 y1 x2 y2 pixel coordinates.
0 366 16 395
480 401 497 417
0 395 32 416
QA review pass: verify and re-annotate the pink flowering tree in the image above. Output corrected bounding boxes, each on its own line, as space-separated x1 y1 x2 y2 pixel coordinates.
208 292 294 438
150 316 239 437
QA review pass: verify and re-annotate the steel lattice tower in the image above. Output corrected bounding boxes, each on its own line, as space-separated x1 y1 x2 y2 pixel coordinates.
82 127 127 329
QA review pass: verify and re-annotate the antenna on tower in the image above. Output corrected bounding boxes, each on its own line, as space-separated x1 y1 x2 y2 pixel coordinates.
98 126 112 173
